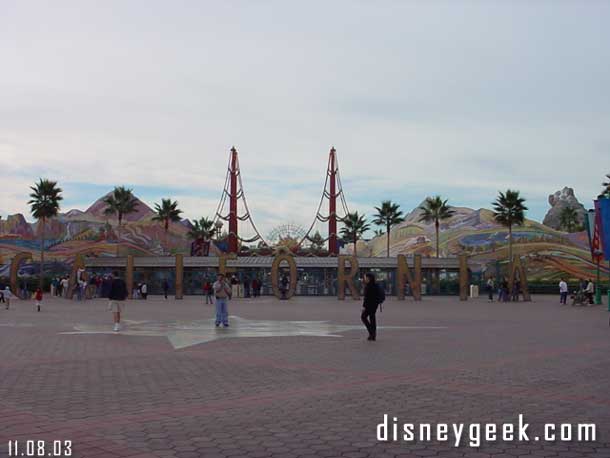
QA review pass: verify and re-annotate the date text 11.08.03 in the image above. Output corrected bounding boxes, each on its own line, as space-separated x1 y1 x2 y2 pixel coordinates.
7 440 72 457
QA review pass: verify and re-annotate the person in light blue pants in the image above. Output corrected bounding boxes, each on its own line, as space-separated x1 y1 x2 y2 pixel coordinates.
213 274 232 327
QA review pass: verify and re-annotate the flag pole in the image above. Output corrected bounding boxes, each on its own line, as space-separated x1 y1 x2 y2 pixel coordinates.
596 258 602 305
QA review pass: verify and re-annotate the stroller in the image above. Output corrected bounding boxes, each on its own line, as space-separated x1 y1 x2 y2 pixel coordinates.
571 288 587 306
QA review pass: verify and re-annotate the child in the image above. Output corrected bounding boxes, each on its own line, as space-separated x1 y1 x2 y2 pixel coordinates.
34 287 43 312
4 286 12 310
204 280 214 304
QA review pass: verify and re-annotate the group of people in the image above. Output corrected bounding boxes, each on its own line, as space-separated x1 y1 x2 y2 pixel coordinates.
49 277 71 298
559 278 596 305
2 269 392 343
0 284 43 312
0 284 13 309
485 276 522 302
133 282 149 300
222 275 262 299
203 272 386 339
49 272 120 301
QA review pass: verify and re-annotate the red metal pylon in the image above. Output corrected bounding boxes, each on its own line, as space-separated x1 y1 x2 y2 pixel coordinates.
213 147 268 254
297 147 350 255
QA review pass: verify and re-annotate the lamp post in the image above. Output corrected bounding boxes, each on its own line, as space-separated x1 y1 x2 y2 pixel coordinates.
607 261 610 312
215 220 223 241
594 249 602 305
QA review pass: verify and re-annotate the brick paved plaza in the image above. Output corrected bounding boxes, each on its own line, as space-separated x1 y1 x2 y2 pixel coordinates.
0 295 609 458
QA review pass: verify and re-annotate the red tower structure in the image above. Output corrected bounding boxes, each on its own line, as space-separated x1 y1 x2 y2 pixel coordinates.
214 147 267 254
298 147 349 255
328 147 338 255
228 147 238 253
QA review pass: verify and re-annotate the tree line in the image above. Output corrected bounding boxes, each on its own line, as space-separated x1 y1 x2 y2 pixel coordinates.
23 173 610 289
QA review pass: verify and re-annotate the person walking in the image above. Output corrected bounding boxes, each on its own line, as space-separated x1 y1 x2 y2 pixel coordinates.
213 273 232 327
19 280 27 300
141 281 148 300
486 277 494 302
243 276 251 298
95 275 102 298
361 273 384 341
496 279 503 302
61 277 69 298
511 279 520 302
585 279 595 305
3 286 12 309
163 279 170 300
559 278 568 305
280 275 289 300
203 280 214 304
230 275 239 299
500 278 509 302
34 287 43 312
108 271 128 332
251 278 259 298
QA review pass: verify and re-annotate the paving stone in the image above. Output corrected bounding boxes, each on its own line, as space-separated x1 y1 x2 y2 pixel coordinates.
0 295 608 458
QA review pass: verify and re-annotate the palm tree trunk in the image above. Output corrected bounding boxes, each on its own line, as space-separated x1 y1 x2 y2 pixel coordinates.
353 235 357 257
435 219 440 294
508 224 513 274
116 215 122 257
164 220 169 256
386 223 391 257
435 220 440 258
39 217 45 291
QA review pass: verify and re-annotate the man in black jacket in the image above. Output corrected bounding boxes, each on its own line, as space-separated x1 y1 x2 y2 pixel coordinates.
361 273 384 341
108 271 128 332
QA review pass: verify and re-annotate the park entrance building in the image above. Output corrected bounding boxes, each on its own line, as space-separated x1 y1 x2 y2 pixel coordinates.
84 255 472 297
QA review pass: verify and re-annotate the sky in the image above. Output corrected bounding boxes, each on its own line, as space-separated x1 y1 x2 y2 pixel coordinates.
1 0 609 239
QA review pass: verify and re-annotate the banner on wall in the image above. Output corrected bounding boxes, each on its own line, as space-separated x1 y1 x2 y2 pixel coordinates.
190 239 210 257
590 201 603 263
598 198 610 261
584 209 595 249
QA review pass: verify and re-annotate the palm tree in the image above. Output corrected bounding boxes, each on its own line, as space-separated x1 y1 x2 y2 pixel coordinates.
559 206 579 233
340 211 370 256
492 189 527 271
28 179 63 290
373 200 405 257
601 173 610 198
373 229 384 237
153 198 182 254
187 217 215 241
418 196 455 258
309 230 325 253
103 186 139 255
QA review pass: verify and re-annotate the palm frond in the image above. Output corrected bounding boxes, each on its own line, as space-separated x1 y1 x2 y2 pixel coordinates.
28 179 63 220
418 196 455 224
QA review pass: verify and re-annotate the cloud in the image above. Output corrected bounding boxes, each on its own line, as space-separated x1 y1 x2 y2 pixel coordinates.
1 0 609 236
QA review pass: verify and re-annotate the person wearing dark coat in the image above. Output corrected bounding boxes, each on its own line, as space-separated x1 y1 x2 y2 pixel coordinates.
361 273 383 341
163 279 170 300
108 272 128 332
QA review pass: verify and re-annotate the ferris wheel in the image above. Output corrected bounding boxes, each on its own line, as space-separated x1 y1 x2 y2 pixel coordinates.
267 224 308 246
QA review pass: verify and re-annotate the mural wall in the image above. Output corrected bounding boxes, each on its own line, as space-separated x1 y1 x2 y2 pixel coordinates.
358 205 601 282
0 194 194 280
1 190 604 283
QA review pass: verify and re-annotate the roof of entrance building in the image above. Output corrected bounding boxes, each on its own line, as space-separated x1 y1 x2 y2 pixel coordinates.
84 256 467 269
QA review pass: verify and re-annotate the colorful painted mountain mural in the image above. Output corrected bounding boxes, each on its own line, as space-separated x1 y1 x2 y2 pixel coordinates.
0 193 196 278
0 192 603 282
356 203 600 281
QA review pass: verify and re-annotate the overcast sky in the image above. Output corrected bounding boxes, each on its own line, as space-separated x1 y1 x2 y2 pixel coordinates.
1 1 609 238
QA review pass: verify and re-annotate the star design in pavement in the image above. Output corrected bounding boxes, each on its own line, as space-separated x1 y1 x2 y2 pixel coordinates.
60 316 447 349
